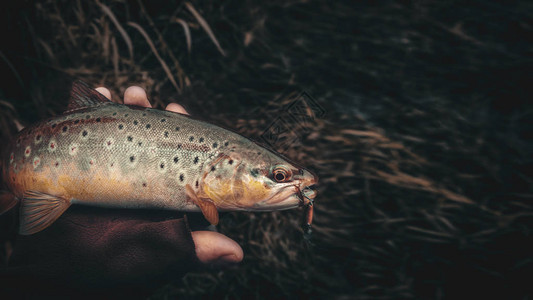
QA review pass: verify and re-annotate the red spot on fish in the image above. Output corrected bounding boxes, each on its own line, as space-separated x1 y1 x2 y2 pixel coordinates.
55 162 59 167
89 160 94 165
50 143 55 149
107 141 112 146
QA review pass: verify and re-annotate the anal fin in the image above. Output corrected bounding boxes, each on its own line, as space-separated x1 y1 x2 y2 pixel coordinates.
185 184 219 225
19 191 71 235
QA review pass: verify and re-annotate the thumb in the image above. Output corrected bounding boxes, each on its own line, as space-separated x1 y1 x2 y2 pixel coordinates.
191 231 243 264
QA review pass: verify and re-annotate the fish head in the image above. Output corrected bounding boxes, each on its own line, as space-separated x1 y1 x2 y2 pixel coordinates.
201 142 318 211
250 160 318 210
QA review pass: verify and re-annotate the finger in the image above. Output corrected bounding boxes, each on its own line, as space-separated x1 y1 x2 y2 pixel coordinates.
95 87 112 100
191 231 243 264
165 103 189 115
124 86 151 108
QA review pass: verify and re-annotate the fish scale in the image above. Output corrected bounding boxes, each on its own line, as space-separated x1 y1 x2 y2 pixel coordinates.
11 104 224 209
2 81 318 235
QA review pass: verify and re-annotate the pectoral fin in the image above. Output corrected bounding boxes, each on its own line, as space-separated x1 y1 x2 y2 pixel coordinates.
19 191 71 235
185 184 219 225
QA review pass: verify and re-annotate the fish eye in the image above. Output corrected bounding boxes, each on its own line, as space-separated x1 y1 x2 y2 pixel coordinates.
273 166 291 182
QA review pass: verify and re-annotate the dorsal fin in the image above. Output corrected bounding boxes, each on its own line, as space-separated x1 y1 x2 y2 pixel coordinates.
68 80 111 111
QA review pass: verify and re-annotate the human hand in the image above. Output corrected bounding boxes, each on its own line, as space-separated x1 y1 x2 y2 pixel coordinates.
95 85 243 265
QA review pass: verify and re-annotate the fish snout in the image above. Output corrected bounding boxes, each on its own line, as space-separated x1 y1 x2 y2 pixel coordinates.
294 168 318 187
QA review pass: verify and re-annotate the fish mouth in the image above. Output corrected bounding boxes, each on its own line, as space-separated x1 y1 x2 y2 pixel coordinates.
296 184 316 207
294 168 318 206
252 186 299 210
255 183 317 211
252 168 318 211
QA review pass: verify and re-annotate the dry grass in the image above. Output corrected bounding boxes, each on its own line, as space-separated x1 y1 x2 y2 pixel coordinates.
1 0 531 298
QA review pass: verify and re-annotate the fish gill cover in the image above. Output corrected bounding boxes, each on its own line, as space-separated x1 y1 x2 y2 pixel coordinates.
0 0 531 299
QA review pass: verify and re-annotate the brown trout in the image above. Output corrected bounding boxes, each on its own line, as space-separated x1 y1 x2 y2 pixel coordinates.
1 81 317 235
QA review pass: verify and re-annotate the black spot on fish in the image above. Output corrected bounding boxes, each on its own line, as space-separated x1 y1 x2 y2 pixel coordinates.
177 144 182 149
160 163 165 169
127 136 133 142
164 131 169 137
82 130 88 137
251 168 259 177
224 142 229 147
195 180 199 188
51 124 57 129
62 126 68 132
142 113 147 116
96 117 101 122
118 124 124 130
173 157 179 163
138 142 142 146
86 115 91 119
179 174 184 182
199 137 204 143
193 157 199 164
36 135 41 141
189 136 194 142
124 114 129 117
142 183 147 187
146 124 151 129
133 120 138 125
74 120 80 124
175 126 180 131
211 166 216 171
130 156 135 162
228 160 234 165
161 118 166 122
113 112 117 116
213 142 218 148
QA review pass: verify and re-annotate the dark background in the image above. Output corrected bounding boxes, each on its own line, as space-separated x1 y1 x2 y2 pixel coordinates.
1 0 531 298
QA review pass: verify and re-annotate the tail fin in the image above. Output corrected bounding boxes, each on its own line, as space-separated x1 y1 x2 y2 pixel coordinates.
0 192 18 215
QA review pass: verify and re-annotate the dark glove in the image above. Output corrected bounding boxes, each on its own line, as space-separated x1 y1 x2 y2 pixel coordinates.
0 205 199 298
